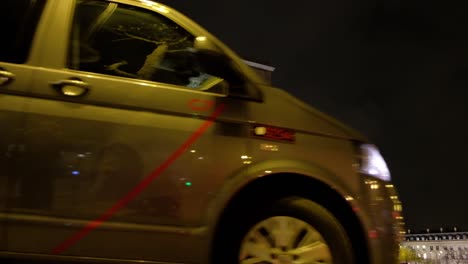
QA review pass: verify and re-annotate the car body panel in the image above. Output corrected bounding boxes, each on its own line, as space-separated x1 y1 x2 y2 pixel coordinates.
0 0 403 263
4 0 249 261
253 86 367 141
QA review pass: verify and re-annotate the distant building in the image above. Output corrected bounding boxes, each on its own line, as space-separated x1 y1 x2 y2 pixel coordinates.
401 228 468 263
242 59 275 85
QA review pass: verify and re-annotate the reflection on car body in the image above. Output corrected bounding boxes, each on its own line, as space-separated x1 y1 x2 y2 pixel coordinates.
0 0 404 263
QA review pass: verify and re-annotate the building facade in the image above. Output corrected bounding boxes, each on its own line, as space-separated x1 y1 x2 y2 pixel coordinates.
402 230 468 263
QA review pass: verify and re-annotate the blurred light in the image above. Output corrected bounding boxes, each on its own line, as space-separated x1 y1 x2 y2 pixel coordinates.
185 181 192 187
241 155 253 164
198 156 204 160
140 0 169 13
254 127 267 135
64 90 78 96
369 230 378 239
196 36 207 41
260 143 279 152
393 204 403 211
155 5 168 13
72 170 80 176
359 144 391 181
365 180 377 185
136 81 152 87
140 0 154 6
370 184 379 190
77 153 85 158
345 196 354 201
190 149 196 153
265 170 272 173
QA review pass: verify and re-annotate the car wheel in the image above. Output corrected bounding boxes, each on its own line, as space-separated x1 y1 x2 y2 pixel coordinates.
214 197 355 264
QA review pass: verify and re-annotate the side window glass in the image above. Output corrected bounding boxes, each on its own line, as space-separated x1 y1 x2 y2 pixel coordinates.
0 0 46 63
70 1 245 93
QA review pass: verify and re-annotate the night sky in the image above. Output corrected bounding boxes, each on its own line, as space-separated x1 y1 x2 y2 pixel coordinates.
158 0 468 231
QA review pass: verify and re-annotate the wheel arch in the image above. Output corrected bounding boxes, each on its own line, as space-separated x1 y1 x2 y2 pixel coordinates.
208 172 370 264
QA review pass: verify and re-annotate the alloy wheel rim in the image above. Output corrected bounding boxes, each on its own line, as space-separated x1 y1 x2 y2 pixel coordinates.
239 216 332 264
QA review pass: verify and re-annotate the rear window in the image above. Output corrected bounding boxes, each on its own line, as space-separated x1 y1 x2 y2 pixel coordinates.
0 0 46 63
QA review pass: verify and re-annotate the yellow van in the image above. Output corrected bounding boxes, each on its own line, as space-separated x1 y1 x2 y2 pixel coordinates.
0 0 404 263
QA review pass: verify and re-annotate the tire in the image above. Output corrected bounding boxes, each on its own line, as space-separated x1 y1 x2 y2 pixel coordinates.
213 196 355 264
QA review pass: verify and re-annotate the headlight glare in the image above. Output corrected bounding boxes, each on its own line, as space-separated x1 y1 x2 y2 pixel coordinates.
359 144 391 181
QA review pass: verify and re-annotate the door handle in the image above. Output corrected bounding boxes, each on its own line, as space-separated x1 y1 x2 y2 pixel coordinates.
50 78 90 97
0 69 15 86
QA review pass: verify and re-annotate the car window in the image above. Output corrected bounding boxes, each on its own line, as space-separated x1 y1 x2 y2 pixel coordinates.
0 0 46 63
69 1 245 93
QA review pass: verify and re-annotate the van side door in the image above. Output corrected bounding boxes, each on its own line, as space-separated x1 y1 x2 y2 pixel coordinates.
5 0 253 262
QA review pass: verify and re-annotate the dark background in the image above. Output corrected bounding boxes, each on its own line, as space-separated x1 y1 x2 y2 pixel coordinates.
158 0 468 232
